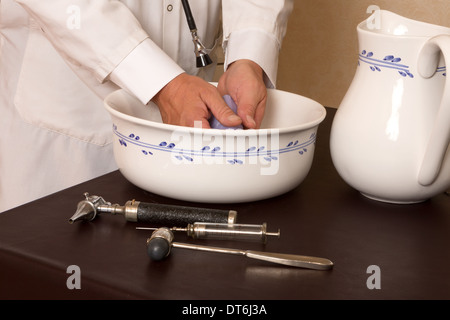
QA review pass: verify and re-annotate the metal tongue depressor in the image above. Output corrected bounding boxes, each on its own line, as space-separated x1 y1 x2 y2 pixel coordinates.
69 192 237 225
146 228 334 271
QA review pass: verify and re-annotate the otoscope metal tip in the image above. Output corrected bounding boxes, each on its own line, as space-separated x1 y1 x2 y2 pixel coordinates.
68 201 96 223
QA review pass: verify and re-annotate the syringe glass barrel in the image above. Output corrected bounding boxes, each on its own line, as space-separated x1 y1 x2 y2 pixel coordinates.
179 222 280 243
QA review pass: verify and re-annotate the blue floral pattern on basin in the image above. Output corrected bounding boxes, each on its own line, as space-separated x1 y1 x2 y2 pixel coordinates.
112 124 316 165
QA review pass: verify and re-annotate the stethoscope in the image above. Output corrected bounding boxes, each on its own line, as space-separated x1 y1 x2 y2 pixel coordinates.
181 0 213 68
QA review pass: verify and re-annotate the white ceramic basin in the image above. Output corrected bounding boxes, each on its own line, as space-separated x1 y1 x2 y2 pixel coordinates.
104 87 326 203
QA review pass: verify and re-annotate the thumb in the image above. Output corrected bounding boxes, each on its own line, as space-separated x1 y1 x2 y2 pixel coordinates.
234 95 258 129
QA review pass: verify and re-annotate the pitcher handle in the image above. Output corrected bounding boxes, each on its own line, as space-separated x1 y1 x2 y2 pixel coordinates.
417 35 450 186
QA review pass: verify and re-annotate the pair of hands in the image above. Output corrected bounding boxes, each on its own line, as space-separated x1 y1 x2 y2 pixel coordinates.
151 59 267 129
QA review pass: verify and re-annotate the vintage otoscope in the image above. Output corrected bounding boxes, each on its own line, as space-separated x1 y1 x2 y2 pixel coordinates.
69 193 237 225
145 227 334 271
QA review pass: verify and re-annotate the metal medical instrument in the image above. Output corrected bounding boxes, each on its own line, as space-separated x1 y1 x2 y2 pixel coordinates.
146 228 334 271
137 222 280 243
181 0 212 67
69 192 237 225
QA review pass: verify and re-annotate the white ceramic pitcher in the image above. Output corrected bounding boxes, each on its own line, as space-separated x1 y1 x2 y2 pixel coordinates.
330 10 450 204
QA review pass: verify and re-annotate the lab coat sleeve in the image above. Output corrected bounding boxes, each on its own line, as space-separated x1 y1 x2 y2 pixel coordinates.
222 0 294 88
108 39 185 105
14 0 183 103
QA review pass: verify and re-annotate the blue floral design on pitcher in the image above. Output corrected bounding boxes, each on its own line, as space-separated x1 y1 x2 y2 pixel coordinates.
358 50 414 78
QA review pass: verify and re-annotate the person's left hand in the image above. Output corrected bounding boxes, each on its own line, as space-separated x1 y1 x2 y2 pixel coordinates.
217 59 267 129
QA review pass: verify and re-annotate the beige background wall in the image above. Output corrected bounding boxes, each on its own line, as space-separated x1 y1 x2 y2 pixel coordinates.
276 0 450 108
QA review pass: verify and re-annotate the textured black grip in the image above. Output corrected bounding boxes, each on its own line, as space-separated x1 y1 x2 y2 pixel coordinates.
137 202 233 225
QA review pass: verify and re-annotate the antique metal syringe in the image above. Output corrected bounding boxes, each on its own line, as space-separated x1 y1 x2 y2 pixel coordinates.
137 222 280 243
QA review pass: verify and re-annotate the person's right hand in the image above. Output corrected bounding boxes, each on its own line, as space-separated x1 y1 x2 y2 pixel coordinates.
151 73 243 128
217 59 267 129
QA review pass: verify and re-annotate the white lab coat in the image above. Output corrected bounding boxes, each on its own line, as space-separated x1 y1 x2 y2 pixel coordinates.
0 0 293 212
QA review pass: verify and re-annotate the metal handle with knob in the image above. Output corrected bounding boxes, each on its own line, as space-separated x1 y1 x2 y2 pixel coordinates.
146 228 334 271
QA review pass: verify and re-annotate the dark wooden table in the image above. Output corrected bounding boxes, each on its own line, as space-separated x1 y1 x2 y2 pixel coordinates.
1 108 449 303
